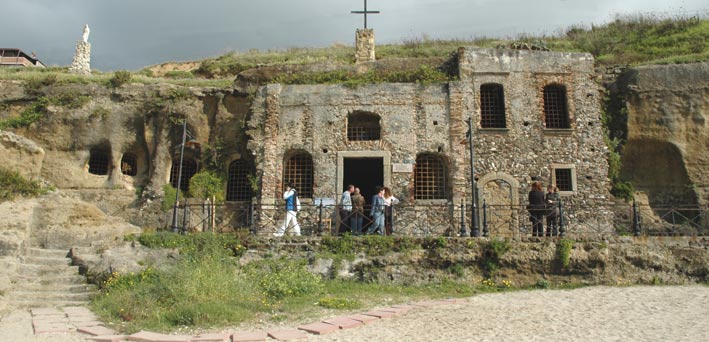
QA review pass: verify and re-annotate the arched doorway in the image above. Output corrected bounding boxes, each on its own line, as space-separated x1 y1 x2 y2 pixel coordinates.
477 172 520 238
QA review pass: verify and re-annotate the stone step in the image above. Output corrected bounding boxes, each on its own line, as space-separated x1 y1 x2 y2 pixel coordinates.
21 283 97 293
14 274 89 285
27 248 70 259
8 299 91 308
18 264 81 276
23 256 71 267
10 291 97 302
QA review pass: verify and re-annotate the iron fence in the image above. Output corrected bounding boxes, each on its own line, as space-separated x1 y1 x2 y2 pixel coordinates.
164 200 708 238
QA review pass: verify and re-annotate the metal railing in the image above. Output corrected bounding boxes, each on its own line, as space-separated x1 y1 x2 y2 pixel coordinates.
164 200 708 238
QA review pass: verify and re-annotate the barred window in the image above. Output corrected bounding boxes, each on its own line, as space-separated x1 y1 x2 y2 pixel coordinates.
347 111 381 141
480 83 506 128
543 84 570 129
415 154 447 200
226 159 252 201
121 153 137 176
554 168 573 192
284 153 313 198
88 147 111 175
170 159 197 193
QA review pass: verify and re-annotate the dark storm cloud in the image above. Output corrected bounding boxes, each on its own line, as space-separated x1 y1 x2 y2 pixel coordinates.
1 0 705 70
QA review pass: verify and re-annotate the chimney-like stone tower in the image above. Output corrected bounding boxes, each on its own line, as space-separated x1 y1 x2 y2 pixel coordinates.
355 28 376 63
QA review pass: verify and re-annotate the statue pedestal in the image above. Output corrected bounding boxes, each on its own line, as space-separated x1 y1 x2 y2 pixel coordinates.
69 41 91 75
355 29 376 63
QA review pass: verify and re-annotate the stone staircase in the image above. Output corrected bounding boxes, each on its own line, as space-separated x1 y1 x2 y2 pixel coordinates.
9 248 98 308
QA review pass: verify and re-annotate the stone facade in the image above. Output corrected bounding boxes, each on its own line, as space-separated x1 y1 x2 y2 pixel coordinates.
247 48 612 236
355 29 375 63
69 41 91 75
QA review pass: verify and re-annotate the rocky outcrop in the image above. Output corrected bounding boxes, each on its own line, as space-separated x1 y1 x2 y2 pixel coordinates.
0 130 45 180
621 63 709 208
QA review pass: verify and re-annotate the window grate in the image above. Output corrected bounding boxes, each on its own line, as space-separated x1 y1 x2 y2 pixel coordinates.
555 168 573 192
284 153 313 198
121 153 137 176
480 84 506 128
543 84 570 129
226 160 252 201
88 148 111 175
170 159 197 193
415 155 447 200
347 112 381 141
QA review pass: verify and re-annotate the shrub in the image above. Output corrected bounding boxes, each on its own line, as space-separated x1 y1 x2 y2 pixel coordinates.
161 184 183 212
556 239 574 269
481 238 510 276
0 97 49 129
317 296 361 310
188 171 225 202
109 70 132 88
0 167 46 201
248 259 323 300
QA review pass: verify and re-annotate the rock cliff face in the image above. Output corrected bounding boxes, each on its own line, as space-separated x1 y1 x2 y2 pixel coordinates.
620 63 708 212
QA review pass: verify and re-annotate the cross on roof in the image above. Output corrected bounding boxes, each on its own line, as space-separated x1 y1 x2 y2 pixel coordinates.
351 0 380 29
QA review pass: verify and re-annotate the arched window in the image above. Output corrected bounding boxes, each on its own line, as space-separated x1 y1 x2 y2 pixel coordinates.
283 152 313 198
543 84 570 129
347 111 381 141
121 153 137 176
480 83 506 128
226 159 253 201
414 154 447 200
88 147 111 175
170 159 197 193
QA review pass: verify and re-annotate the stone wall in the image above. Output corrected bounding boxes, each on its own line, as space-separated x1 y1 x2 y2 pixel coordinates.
355 28 375 63
247 48 613 236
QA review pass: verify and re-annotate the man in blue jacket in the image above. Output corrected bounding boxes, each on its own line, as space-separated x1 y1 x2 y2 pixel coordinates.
274 182 301 237
367 186 385 235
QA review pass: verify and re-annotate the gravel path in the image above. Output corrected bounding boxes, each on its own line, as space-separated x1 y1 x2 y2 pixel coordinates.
1 285 707 342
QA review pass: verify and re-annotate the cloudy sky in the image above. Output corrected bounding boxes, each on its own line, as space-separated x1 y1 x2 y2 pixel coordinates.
2 0 706 71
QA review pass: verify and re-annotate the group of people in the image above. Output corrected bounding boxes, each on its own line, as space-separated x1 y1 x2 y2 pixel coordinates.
527 181 560 237
339 185 399 236
274 183 400 237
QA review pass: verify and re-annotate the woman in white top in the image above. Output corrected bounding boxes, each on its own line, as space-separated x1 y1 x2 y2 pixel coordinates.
382 187 399 235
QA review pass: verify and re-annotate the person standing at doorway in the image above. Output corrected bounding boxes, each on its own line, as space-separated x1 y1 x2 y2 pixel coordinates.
368 186 386 235
527 181 546 237
545 184 560 236
339 184 354 235
350 187 365 235
274 182 300 237
382 186 399 235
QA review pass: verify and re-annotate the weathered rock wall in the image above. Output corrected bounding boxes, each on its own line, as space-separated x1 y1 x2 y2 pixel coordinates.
0 80 253 227
620 63 709 210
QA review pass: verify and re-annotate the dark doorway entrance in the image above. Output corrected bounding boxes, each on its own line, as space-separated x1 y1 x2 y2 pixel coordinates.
343 157 383 205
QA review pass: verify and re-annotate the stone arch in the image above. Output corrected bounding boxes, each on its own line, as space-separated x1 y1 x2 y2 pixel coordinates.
226 158 254 202
88 143 112 176
476 172 521 237
169 158 198 193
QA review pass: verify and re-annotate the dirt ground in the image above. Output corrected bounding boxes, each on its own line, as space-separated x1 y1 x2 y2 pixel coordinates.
1 285 707 342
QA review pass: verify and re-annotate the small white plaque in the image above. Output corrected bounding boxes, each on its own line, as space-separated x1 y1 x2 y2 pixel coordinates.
314 198 336 206
392 163 413 173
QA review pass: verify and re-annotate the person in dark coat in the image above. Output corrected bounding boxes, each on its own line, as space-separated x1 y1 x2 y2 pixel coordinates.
527 181 546 237
545 184 560 236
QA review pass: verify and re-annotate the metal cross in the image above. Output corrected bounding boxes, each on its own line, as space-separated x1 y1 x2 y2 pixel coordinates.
351 0 380 29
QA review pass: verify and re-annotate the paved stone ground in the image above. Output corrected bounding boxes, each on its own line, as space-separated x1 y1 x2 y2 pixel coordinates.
2 286 707 341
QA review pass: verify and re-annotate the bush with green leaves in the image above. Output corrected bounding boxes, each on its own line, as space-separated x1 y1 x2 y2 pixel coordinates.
188 170 225 202
109 70 132 88
161 184 183 212
0 167 47 202
247 259 323 300
556 239 574 269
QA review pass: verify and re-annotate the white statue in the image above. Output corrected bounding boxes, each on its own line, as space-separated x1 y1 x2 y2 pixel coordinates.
82 24 90 43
